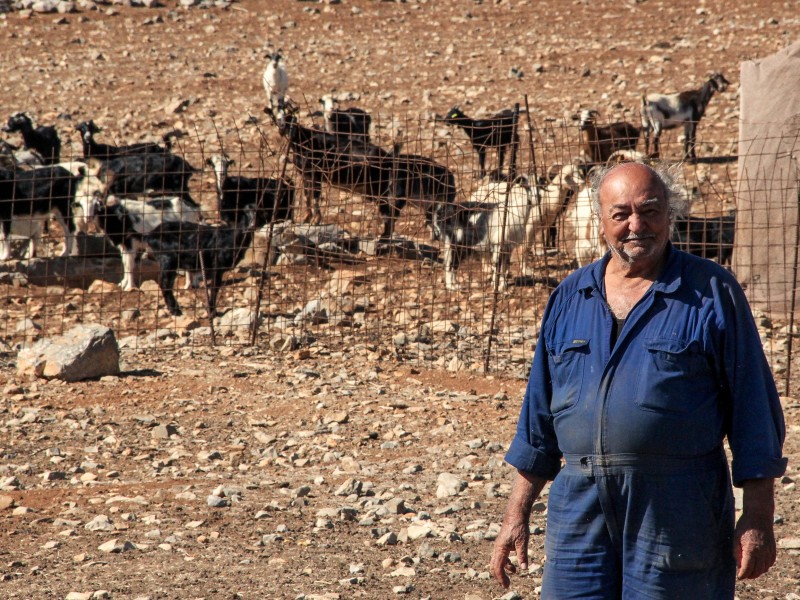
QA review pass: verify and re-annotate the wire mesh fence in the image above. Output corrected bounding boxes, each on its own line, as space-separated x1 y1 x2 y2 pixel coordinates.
1 102 798 392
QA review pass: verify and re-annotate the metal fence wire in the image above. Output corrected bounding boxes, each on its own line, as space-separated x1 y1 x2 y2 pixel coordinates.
0 100 797 392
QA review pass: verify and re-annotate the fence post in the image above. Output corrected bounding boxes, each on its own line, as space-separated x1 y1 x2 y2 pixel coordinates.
484 103 521 374
249 136 292 346
785 185 800 396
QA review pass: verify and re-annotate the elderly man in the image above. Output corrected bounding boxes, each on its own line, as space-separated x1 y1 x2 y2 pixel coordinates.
490 161 786 598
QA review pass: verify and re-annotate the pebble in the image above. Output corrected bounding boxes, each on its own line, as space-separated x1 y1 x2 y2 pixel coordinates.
84 515 114 531
97 539 136 553
436 473 467 498
206 495 229 508
376 532 398 546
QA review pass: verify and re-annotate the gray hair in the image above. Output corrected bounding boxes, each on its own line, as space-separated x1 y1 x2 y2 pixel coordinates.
589 160 689 220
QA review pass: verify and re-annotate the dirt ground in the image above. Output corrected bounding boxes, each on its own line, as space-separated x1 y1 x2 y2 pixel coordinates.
1 0 800 598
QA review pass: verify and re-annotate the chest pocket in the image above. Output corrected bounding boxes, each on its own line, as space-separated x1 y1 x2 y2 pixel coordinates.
635 338 716 415
548 338 590 414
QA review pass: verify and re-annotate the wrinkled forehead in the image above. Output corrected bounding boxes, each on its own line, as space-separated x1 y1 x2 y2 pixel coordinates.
599 163 667 203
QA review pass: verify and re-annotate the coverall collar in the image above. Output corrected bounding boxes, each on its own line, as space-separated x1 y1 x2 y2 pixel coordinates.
576 242 684 300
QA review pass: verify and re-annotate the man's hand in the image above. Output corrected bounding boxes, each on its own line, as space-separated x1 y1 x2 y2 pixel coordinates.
489 471 547 588
490 519 530 588
734 478 777 580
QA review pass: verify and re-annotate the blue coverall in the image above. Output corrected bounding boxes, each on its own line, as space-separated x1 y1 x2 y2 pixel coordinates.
505 246 787 599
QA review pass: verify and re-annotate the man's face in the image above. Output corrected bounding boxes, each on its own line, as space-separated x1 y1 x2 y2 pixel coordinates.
598 164 671 268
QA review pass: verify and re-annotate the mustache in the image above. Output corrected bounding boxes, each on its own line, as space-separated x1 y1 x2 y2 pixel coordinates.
622 233 656 242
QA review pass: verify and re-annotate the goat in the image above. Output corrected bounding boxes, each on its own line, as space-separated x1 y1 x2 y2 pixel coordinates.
0 163 109 261
94 194 203 291
2 112 61 165
143 207 257 317
263 50 289 113
384 148 458 240
101 152 197 197
205 154 294 228
641 72 730 162
526 166 586 255
564 184 602 268
672 210 735 266
441 106 516 179
267 105 457 239
0 139 44 169
577 109 640 164
432 175 534 292
319 95 372 145
540 159 591 249
75 120 174 160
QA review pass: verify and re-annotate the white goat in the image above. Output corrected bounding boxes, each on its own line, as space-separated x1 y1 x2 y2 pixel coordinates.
434 176 534 292
564 185 602 268
262 50 289 113
525 164 586 255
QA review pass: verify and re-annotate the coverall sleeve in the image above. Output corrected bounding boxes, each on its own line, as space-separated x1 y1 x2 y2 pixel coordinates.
504 294 563 480
712 275 787 486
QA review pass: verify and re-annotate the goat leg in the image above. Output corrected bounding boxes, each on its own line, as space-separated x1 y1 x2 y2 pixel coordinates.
684 121 698 163
158 265 182 316
443 238 461 291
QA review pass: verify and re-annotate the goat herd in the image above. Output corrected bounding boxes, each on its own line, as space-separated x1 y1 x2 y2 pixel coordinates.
0 58 736 320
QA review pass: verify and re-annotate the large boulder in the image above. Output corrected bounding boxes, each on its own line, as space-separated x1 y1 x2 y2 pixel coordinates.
17 324 120 382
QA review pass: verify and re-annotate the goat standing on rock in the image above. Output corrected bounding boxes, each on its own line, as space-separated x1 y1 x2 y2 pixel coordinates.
3 112 61 165
441 106 516 179
641 72 729 162
263 50 289 113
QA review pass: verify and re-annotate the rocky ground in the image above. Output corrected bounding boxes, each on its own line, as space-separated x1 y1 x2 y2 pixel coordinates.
1 0 800 599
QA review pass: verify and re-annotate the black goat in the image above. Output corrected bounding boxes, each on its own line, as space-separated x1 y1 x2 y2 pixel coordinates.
0 164 108 260
672 211 735 266
268 108 394 230
75 120 176 160
641 72 730 162
320 96 372 145
268 107 456 239
2 112 61 165
441 106 516 179
102 152 197 197
206 154 294 227
143 208 257 317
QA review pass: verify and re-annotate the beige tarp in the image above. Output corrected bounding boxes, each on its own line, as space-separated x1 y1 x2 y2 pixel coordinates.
735 40 800 316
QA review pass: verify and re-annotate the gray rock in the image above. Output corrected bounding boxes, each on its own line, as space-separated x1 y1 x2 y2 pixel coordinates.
376 531 397 546
216 308 262 334
31 0 58 12
151 424 178 439
97 538 136 553
436 473 467 498
84 514 115 531
334 478 363 497
206 494 229 508
17 324 120 382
